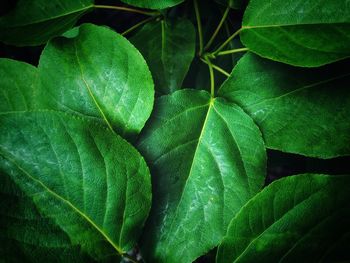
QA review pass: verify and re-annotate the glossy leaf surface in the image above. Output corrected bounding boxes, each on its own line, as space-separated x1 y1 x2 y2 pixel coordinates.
138 89 266 263
241 0 350 66
0 59 38 111
0 0 94 46
217 174 350 263
120 0 184 9
0 111 152 261
219 53 350 158
38 23 154 137
131 19 195 95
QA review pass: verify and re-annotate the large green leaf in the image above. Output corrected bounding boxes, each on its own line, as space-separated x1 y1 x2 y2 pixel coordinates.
217 174 350 263
0 0 94 46
241 0 350 66
130 18 195 95
38 23 154 138
0 111 152 261
138 89 266 263
0 58 38 111
120 0 184 9
0 174 94 262
219 53 350 158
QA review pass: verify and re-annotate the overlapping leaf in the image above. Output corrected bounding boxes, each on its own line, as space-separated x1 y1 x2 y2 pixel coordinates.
0 111 152 261
241 0 350 66
131 18 195 95
0 0 94 46
217 174 350 263
38 23 154 138
138 89 266 263
120 0 184 9
219 53 350 158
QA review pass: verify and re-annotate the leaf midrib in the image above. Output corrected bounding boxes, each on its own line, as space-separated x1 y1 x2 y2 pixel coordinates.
1 5 94 28
0 149 124 256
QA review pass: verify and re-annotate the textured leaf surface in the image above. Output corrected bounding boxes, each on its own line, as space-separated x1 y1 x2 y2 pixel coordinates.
219 53 350 158
241 0 350 66
0 174 93 262
0 111 152 260
138 89 266 263
130 19 195 95
0 0 94 46
217 174 350 263
0 59 38 111
38 23 154 137
120 0 184 9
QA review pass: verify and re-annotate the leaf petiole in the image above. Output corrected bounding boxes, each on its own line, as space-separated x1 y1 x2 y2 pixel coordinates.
122 16 160 36
194 0 204 56
204 6 230 51
200 57 230 77
212 28 242 55
204 56 215 97
94 5 160 16
217 47 249 56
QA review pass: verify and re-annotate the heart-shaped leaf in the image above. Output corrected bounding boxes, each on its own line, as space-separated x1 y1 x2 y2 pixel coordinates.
0 111 152 261
38 23 154 138
241 0 350 66
219 53 350 158
0 0 94 46
138 89 266 263
120 0 184 9
217 174 350 263
130 18 195 95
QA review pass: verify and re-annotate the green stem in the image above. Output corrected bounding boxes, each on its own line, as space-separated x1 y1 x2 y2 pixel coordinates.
122 16 158 36
212 28 242 55
217 47 248 56
123 253 139 263
204 56 215 97
194 0 204 56
204 6 230 51
94 5 159 16
200 58 230 77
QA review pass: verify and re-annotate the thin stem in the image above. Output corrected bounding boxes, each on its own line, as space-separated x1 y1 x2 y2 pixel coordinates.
122 16 158 36
212 28 242 55
194 0 204 55
204 56 215 97
200 58 230 77
123 253 138 263
204 6 230 51
94 5 159 16
217 47 248 56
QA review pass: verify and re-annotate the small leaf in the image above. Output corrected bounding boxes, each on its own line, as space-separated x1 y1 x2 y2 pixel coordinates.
0 173 94 262
217 174 350 263
130 18 195 95
241 0 350 66
38 23 154 137
0 58 38 111
219 53 350 158
0 111 152 261
120 0 184 9
0 0 94 46
138 89 266 263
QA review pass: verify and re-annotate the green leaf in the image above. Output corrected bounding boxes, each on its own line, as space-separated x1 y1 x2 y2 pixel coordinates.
0 174 94 262
219 53 350 158
130 18 195 95
138 89 266 263
38 23 154 138
0 111 152 261
241 0 350 66
120 0 184 9
217 174 350 263
0 58 38 111
0 0 94 46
